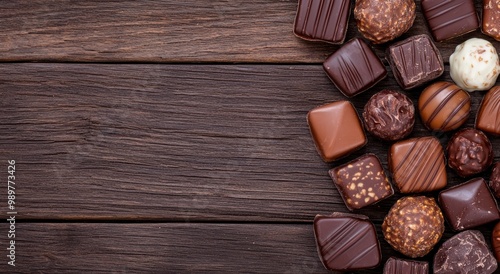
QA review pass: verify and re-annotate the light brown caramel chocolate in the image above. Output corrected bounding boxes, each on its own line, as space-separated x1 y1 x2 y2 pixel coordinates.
382 196 444 258
388 136 447 193
418 81 470 132
307 101 366 162
476 86 500 135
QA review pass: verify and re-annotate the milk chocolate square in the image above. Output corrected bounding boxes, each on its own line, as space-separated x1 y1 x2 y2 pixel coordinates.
483 0 500 41
307 101 367 162
294 0 351 44
421 0 479 41
388 136 447 193
323 38 387 97
387 34 444 90
476 86 500 135
329 154 393 210
313 213 381 271
438 178 500 231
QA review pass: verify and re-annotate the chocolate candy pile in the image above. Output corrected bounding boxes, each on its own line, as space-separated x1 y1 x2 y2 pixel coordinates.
294 0 500 273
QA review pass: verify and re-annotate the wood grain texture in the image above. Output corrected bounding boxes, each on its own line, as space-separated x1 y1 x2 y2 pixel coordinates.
0 63 498 222
2 222 496 273
0 0 495 63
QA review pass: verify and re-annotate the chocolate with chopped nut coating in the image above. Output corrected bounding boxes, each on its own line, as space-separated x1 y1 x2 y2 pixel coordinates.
447 128 494 177
483 0 500 41
382 196 444 258
434 230 497 274
363 90 415 141
329 154 393 210
354 0 415 44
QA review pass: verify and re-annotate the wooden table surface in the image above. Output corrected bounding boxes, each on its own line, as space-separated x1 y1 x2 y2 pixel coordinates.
1 1 499 273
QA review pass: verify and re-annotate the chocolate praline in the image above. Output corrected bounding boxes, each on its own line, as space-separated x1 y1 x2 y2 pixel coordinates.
382 196 444 258
490 162 500 198
362 90 415 141
447 128 494 177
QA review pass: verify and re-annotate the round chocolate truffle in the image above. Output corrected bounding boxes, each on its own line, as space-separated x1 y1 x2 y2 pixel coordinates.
418 82 471 131
354 0 416 44
382 196 444 258
449 38 500 92
447 128 494 177
362 90 415 141
490 162 500 198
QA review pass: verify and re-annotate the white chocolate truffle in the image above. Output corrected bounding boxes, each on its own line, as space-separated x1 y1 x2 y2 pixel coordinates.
449 38 500 92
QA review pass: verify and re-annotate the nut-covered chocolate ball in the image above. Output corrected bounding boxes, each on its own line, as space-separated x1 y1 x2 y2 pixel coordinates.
418 81 471 132
447 128 494 177
354 0 416 44
382 196 444 258
450 38 500 92
363 90 415 141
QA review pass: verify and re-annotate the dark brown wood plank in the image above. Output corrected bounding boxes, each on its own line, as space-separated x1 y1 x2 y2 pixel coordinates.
0 0 494 63
4 222 496 273
0 63 498 222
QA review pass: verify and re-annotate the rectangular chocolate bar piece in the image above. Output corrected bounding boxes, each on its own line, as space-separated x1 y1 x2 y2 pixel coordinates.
421 0 479 41
384 257 429 274
483 0 500 41
387 34 444 90
294 0 351 44
329 154 393 210
323 38 387 97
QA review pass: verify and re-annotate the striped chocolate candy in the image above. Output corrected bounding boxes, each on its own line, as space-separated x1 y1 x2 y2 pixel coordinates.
418 81 471 132
476 86 500 135
389 136 447 193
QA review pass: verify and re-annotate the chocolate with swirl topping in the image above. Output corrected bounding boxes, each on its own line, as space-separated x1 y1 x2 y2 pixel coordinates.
363 90 415 141
447 128 494 177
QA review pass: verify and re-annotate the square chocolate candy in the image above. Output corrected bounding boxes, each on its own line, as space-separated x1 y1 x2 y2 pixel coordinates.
387 34 444 90
323 38 387 97
388 136 447 193
329 154 393 210
313 212 381 271
438 178 500 231
483 0 500 41
476 86 500 135
383 257 429 274
421 0 479 41
307 101 367 162
293 0 352 44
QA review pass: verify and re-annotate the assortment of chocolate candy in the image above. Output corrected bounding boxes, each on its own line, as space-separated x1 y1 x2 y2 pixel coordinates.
294 0 500 272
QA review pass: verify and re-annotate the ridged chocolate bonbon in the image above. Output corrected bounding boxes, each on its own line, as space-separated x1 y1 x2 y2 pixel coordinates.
476 86 500 135
313 212 381 271
388 136 447 193
434 230 497 274
307 101 366 162
383 257 429 274
382 196 444 258
329 154 393 210
483 0 500 41
421 0 479 41
418 81 470 132
293 0 351 44
447 128 494 177
362 90 415 141
323 38 387 97
490 162 500 198
387 34 444 90
354 0 415 44
438 178 500 231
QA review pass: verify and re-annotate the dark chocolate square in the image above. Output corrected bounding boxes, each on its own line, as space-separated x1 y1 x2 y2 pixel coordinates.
421 0 479 41
313 213 381 271
323 38 387 97
294 0 352 44
383 257 429 274
307 101 366 162
438 178 500 231
329 154 393 210
387 34 444 90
